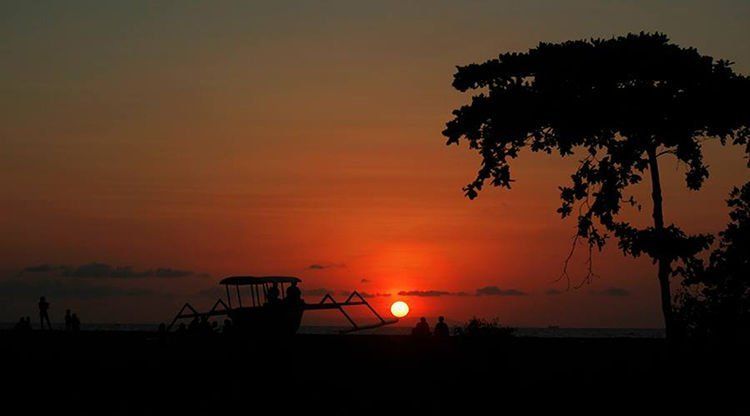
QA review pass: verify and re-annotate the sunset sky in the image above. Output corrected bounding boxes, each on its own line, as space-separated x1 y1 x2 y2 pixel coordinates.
2 1 749 327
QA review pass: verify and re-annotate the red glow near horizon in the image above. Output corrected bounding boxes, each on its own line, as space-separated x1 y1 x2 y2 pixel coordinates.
1 2 749 328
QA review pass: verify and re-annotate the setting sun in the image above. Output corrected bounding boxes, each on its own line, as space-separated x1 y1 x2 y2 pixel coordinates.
390 301 410 318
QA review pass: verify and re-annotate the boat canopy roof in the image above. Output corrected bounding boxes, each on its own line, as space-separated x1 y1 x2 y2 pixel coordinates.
219 275 301 286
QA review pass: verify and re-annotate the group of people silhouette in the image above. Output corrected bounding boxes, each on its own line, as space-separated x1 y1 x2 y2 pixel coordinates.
13 296 82 332
174 316 234 336
171 281 304 336
13 316 32 331
176 315 220 335
412 316 450 337
64 309 82 332
265 281 302 305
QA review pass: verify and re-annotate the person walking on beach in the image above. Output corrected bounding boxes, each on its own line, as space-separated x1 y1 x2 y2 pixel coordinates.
65 309 72 331
38 296 52 330
71 313 81 332
434 316 450 337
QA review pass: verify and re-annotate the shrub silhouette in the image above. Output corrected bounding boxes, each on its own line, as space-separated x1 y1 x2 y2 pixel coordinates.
678 182 750 340
454 317 516 338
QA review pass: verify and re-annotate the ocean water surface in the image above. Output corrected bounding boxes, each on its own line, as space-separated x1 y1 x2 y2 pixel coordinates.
1 322 665 338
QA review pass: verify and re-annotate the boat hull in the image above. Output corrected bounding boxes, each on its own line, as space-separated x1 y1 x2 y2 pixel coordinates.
227 303 304 336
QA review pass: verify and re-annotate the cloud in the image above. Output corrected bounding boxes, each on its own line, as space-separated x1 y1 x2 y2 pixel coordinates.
396 287 525 297
0 278 154 300
475 286 527 296
594 287 630 297
302 288 333 296
22 262 203 279
545 289 563 296
398 290 457 297
298 288 392 299
196 286 225 298
360 292 391 298
22 264 64 274
151 268 196 278
340 291 391 298
63 263 146 278
306 263 345 270
360 278 371 284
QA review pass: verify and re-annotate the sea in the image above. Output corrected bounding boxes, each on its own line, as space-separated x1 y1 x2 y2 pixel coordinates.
0 322 665 338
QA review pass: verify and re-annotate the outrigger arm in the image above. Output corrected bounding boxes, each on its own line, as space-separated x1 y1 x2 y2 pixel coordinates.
167 298 230 331
303 291 398 334
166 288 397 334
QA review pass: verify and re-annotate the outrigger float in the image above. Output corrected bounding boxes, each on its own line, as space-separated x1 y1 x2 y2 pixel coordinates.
168 276 398 335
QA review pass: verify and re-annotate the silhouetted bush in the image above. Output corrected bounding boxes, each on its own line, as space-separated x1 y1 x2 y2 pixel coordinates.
677 182 750 341
454 317 516 338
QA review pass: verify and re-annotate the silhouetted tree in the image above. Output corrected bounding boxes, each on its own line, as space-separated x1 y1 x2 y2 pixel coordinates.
442 33 750 340
679 182 750 340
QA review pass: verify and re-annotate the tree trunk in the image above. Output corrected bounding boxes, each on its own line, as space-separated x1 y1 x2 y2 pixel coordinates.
647 147 675 341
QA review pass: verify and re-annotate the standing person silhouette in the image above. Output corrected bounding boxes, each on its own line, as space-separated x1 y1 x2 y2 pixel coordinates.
71 313 81 332
38 296 52 330
64 309 72 331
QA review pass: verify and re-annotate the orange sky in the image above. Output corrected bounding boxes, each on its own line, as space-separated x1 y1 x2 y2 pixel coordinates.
1 1 749 327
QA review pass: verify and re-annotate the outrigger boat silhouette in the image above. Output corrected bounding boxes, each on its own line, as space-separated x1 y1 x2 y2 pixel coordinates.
168 276 398 335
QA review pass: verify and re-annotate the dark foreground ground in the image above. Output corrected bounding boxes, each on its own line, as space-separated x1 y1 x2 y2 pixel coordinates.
2 331 747 415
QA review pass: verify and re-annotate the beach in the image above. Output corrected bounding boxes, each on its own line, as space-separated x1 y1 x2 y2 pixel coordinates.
2 330 744 415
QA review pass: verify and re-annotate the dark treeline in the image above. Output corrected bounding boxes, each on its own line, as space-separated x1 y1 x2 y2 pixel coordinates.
678 181 750 340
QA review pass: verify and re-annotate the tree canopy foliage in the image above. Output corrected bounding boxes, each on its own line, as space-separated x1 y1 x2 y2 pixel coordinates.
680 182 750 339
443 33 750 286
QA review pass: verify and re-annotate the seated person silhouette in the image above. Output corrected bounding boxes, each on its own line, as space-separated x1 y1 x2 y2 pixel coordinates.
38 296 52 330
188 316 200 333
71 313 81 332
222 319 233 335
199 315 211 334
267 282 280 305
434 316 450 337
14 317 26 331
412 317 431 337
286 281 302 305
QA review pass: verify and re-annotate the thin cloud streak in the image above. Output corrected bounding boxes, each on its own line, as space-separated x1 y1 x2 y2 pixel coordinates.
306 263 346 270
593 287 631 297
397 287 526 297
21 263 205 279
475 286 527 296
